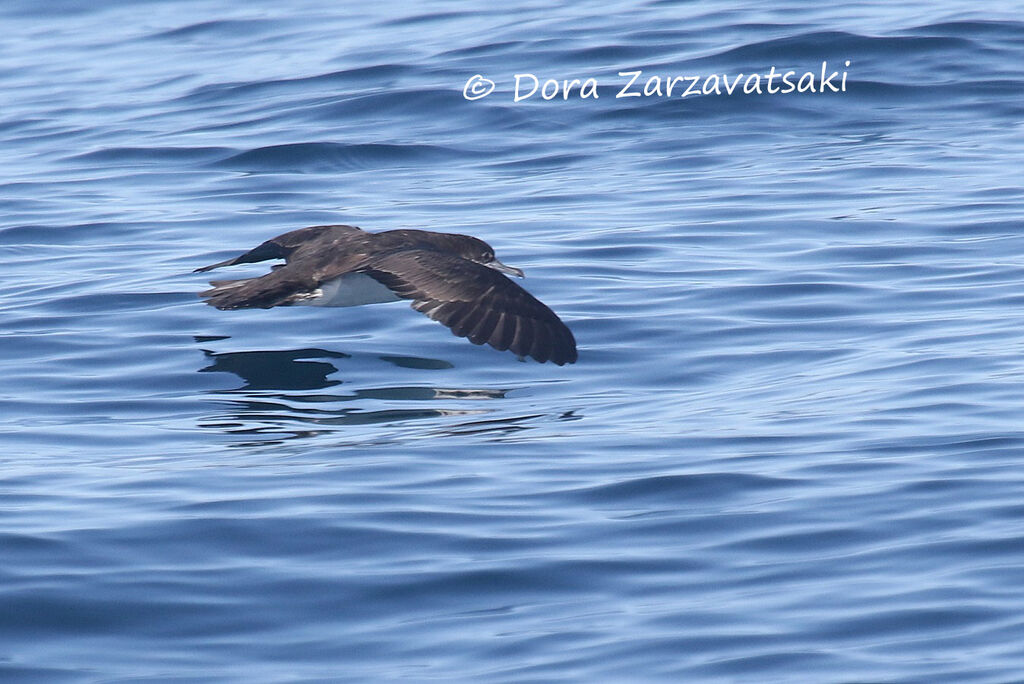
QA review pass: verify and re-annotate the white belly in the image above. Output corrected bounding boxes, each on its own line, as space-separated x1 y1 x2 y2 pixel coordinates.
302 273 402 307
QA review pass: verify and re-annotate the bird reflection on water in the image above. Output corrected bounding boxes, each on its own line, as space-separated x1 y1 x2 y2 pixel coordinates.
194 340 537 447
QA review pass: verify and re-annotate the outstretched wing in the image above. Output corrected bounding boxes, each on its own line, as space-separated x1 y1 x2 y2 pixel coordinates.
194 224 364 273
363 251 577 365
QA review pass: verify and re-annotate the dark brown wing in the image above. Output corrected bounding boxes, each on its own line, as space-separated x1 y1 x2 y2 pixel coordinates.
194 224 364 273
363 251 577 365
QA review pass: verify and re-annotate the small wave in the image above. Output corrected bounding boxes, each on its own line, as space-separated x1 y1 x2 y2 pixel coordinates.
150 18 287 40
707 30 974 65
568 472 797 504
181 65 414 104
211 141 465 172
64 146 230 164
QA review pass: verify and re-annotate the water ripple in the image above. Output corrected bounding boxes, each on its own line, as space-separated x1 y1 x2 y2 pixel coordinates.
2 1 1024 681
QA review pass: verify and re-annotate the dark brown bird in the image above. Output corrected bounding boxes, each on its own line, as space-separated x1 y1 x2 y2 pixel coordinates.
195 225 577 365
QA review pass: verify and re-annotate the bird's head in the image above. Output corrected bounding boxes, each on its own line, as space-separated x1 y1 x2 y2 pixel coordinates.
453 235 525 278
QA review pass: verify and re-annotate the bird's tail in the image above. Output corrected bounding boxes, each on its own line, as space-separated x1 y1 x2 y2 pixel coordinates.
199 278 259 310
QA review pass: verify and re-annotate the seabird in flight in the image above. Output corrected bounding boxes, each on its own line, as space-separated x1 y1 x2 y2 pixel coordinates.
195 224 577 365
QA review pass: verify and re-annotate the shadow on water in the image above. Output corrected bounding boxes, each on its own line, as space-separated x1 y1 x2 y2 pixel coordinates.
192 340 554 447
199 346 350 391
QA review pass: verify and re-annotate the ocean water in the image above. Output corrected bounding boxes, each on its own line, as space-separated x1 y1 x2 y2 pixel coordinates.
3 0 1024 680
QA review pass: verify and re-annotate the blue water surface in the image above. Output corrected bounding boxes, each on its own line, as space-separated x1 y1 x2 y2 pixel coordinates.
3 0 1024 681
